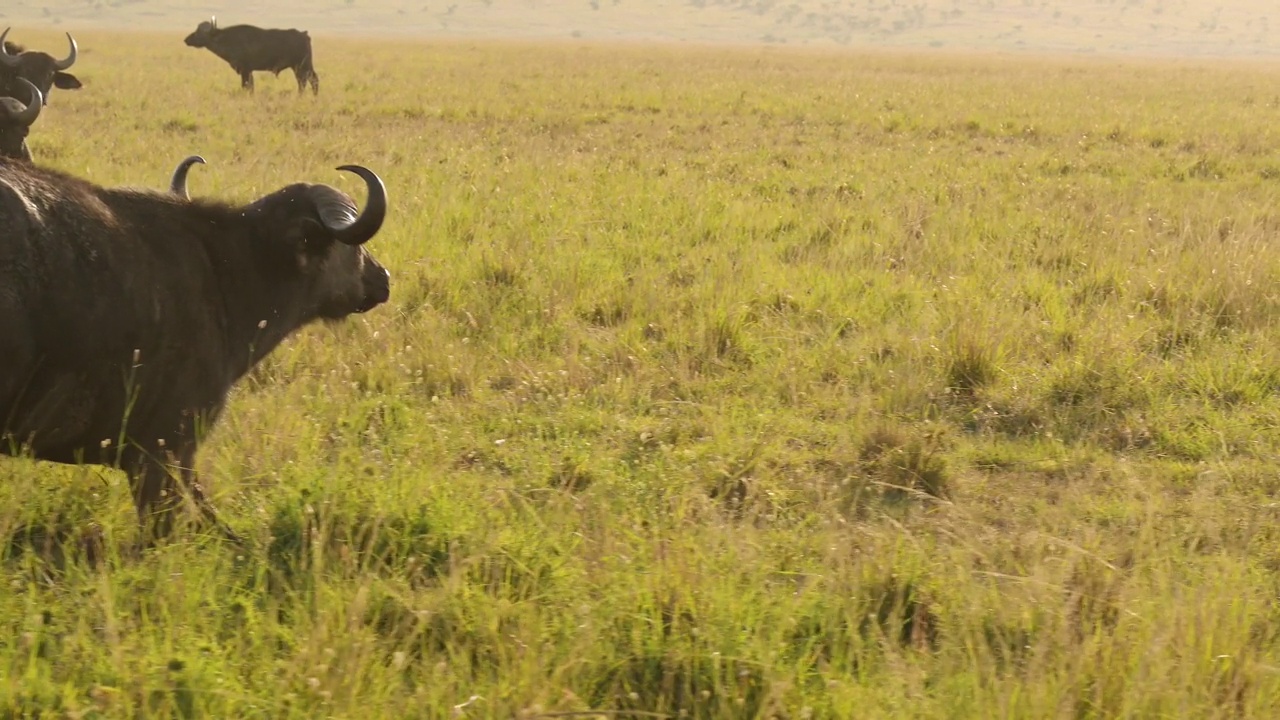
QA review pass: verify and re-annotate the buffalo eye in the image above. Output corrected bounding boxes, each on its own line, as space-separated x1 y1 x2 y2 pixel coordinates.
289 218 333 257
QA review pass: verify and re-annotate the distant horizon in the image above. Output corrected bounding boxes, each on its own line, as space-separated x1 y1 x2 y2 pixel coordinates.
4 0 1280 61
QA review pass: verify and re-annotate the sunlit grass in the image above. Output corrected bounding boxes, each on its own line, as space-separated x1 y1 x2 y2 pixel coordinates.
4 30 1280 718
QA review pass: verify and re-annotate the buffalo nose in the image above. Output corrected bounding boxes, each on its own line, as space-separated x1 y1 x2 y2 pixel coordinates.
377 269 391 302
368 267 390 305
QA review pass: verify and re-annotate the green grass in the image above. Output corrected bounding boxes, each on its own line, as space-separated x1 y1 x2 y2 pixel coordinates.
5 30 1280 718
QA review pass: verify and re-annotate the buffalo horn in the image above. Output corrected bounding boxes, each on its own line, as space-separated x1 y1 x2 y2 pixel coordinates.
5 77 42 126
53 32 76 71
0 29 18 68
321 165 387 246
169 155 206 199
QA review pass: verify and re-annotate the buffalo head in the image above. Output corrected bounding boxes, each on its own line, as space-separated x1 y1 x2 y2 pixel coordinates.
0 77 41 161
184 17 219 48
0 28 80 105
244 164 391 319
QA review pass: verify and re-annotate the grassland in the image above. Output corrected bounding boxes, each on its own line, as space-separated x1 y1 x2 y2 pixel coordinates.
4 27 1280 719
5 0 1280 58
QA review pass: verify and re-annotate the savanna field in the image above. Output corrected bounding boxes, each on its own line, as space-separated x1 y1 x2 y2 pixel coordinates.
6 27 1280 718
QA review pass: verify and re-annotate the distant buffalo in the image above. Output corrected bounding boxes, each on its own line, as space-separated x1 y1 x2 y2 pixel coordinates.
0 78 41 161
0 27 80 105
184 17 319 95
0 158 390 537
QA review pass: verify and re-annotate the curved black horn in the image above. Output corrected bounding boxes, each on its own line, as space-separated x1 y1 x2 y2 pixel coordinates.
0 29 19 69
323 165 387 246
169 155 206 199
53 32 76 71
6 77 42 126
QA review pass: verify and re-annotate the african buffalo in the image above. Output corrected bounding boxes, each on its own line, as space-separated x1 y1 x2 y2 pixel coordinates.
0 159 390 538
184 17 319 95
0 78 41 161
0 28 80 105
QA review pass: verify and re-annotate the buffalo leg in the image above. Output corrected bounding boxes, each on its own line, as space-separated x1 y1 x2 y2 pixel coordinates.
129 453 182 540
293 63 319 95
128 447 242 544
179 463 244 546
239 70 255 93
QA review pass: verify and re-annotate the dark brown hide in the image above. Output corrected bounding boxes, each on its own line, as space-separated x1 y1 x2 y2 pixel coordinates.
185 18 319 95
0 29 80 105
0 159 390 537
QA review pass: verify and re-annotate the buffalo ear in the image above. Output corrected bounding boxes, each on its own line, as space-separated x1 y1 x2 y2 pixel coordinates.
53 72 81 90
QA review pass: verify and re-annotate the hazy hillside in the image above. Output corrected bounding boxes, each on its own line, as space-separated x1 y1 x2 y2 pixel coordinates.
2 0 1278 58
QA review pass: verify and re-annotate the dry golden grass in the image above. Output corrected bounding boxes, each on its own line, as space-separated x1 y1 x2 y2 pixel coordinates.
5 0 1280 56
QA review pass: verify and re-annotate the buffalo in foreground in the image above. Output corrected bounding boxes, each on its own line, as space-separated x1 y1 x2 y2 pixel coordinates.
184 17 319 95
0 27 80 105
0 78 41 161
0 158 390 538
